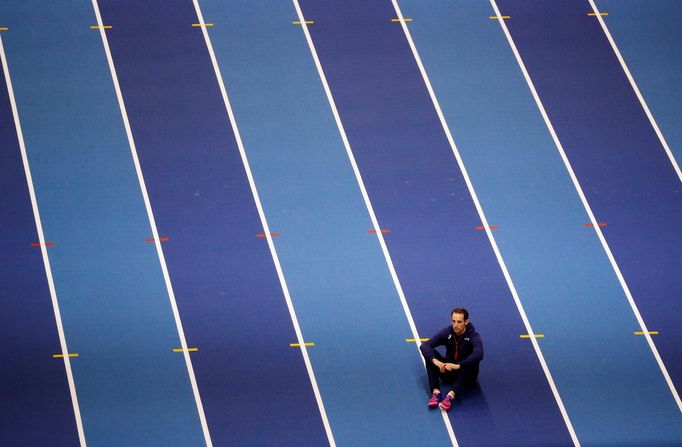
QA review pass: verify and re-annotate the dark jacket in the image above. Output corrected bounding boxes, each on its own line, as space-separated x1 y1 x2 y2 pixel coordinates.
420 323 483 370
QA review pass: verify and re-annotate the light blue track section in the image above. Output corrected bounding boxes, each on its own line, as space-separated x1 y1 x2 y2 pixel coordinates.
198 1 450 444
0 3 204 445
596 0 682 170
396 0 682 444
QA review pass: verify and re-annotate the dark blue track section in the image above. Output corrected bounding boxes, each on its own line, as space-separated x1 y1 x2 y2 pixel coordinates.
97 1 328 445
0 47 79 447
298 1 572 445
498 0 682 392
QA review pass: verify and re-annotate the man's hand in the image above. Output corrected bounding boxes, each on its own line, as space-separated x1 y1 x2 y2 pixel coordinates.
443 363 461 372
433 359 461 373
433 359 446 373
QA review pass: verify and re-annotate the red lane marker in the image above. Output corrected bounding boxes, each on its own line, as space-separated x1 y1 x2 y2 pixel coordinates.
475 225 498 230
145 237 169 242
257 233 280 238
584 222 607 227
31 242 56 247
368 229 392 234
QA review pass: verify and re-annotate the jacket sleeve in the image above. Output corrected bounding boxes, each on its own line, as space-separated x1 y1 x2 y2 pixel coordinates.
458 332 483 367
419 327 449 362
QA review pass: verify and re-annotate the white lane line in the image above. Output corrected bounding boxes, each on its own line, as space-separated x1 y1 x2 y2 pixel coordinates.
190 2 335 445
90 2 213 445
589 0 682 183
291 1 458 445
390 2 579 445
489 0 681 413
0 35 87 446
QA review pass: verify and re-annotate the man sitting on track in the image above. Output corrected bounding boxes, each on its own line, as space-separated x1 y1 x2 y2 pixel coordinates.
419 307 483 411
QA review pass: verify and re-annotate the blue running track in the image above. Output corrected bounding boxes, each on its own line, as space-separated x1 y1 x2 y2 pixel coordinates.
595 0 682 168
2 1 681 445
297 1 573 445
498 0 682 398
0 2 205 445
396 0 682 444
96 1 329 445
192 0 451 444
0 39 79 447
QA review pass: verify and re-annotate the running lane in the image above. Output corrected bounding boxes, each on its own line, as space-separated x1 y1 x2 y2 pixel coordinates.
195 1 450 444
97 1 328 444
595 0 682 171
298 1 571 445
498 0 682 395
0 3 205 445
0 40 79 447
395 0 682 444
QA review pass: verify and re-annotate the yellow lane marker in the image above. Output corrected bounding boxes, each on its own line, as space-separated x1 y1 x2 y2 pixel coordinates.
0 27 8 31
192 23 214 27
173 347 199 352
53 353 79 358
405 338 429 343
489 16 510 20
90 25 112 29
290 342 315 347
520 334 544 338
292 21 314 25
391 18 413 22
634 331 659 335
588 12 608 17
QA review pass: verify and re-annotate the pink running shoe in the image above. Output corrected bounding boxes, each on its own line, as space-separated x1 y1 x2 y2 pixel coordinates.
427 393 441 409
439 395 454 411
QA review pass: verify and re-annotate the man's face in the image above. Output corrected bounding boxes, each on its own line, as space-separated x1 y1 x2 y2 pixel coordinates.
451 312 468 336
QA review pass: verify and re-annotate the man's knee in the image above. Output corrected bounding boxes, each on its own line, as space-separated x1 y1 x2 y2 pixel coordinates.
456 368 479 389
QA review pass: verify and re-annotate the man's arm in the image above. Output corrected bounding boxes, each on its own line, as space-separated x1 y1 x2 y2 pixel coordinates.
458 332 484 367
419 327 450 364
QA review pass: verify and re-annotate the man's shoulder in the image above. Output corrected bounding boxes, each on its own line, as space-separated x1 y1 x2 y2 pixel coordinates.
431 326 452 341
465 324 482 342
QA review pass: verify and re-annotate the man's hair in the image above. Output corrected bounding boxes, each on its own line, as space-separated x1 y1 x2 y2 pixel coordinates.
451 307 469 321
